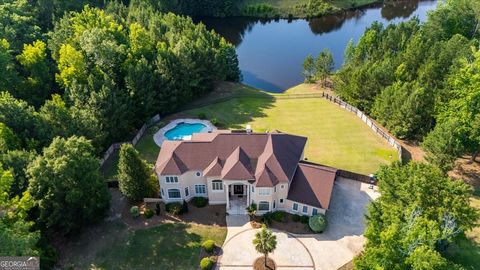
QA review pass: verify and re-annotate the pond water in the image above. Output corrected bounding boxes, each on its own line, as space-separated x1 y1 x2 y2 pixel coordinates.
196 0 438 92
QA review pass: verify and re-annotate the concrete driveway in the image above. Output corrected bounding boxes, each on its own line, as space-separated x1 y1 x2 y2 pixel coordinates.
217 178 379 270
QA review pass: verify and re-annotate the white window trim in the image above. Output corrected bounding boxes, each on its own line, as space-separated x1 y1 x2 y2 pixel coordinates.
258 201 270 211
258 188 271 196
292 203 299 212
168 188 181 199
195 184 206 195
195 171 202 177
165 176 179 183
211 180 223 192
312 208 318 215
302 205 308 214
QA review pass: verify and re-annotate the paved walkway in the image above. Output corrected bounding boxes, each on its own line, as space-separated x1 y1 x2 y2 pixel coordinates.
217 178 379 270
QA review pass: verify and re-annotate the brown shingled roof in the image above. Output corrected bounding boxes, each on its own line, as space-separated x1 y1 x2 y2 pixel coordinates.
203 157 223 176
155 131 307 186
287 162 337 209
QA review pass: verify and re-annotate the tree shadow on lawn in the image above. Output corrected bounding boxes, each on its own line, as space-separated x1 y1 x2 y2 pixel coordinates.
181 88 275 130
85 223 205 270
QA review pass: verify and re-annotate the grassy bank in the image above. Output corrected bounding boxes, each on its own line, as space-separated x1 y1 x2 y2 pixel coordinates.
236 0 380 18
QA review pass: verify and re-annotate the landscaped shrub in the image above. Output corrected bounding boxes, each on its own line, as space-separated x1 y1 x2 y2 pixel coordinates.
192 197 208 208
155 203 161 215
272 211 286 222
261 212 273 226
309 214 327 233
300 215 309 224
144 208 154 219
166 202 183 215
198 113 207 120
246 203 257 216
200 257 214 270
292 214 301 222
130 206 140 218
202 240 216 253
182 200 189 213
210 118 219 126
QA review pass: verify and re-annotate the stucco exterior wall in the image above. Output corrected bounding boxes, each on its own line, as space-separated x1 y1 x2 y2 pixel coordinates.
207 177 227 204
284 199 326 216
158 170 208 203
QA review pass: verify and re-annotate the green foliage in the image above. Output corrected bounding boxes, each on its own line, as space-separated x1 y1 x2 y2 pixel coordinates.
200 257 214 270
302 54 315 83
355 162 478 269
117 143 157 200
335 0 479 142
166 202 183 215
315 49 334 85
272 211 286 222
28 136 110 235
308 214 327 233
300 215 309 224
292 214 301 222
143 208 154 219
244 4 274 17
0 150 35 197
198 113 207 120
261 212 273 226
201 239 216 253
0 166 40 256
246 202 257 216
192 196 209 208
49 4 240 147
130 206 140 218
0 122 20 152
252 226 277 262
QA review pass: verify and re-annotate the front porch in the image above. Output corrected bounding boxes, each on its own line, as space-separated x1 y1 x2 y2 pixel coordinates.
225 182 250 215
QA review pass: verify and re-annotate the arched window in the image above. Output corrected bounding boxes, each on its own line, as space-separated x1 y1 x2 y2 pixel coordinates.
258 201 270 211
168 188 181 199
212 180 223 191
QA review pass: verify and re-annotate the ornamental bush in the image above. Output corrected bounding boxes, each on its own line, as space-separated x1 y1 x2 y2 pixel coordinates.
144 208 154 219
130 206 140 218
300 215 309 224
292 214 301 222
202 240 216 253
309 214 327 233
166 202 183 215
272 211 286 222
200 257 214 270
192 197 208 208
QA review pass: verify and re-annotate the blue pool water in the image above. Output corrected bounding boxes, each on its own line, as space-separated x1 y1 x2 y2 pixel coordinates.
164 123 207 140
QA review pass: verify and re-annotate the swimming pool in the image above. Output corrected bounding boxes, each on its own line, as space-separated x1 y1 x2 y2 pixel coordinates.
164 123 207 141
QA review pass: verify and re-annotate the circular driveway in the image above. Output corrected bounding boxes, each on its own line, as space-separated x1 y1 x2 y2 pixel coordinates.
218 228 315 269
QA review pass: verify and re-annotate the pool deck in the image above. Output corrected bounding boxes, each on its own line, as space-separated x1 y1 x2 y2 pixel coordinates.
153 119 216 146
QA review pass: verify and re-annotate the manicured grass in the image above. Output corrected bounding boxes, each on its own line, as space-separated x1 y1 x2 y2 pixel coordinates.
446 195 480 270
183 83 397 175
68 222 227 270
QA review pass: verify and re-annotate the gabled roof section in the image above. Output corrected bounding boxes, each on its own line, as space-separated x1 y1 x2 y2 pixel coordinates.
221 146 254 180
287 162 337 209
203 157 223 176
157 152 188 175
255 165 279 187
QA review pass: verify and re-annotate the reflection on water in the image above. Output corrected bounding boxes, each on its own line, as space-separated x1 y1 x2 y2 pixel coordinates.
196 0 437 92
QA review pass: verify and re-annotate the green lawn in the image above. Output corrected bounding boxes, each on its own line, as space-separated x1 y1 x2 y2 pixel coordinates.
65 222 227 270
184 83 397 175
446 195 480 270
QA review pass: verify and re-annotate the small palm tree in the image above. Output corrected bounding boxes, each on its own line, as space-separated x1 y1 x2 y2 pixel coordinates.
252 225 277 268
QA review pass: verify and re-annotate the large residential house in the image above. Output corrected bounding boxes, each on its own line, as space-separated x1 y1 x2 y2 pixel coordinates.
154 130 337 215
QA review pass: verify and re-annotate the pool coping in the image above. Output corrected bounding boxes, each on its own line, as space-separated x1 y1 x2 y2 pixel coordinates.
153 118 217 146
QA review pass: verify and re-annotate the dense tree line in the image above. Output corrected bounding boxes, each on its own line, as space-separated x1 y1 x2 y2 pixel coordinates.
0 0 240 267
333 0 480 168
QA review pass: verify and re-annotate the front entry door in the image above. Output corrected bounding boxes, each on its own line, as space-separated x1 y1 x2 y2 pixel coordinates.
233 185 244 195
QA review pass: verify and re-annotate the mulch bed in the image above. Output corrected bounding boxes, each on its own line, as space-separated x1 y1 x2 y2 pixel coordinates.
253 257 276 270
250 213 313 234
122 200 227 229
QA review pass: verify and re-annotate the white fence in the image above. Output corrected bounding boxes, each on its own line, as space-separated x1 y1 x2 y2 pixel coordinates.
322 93 403 162
100 114 161 167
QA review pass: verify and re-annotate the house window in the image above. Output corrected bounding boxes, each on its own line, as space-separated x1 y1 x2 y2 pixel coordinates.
258 188 270 196
312 208 318 215
258 201 269 211
251 186 255 193
165 176 178 183
161 188 164 197
196 171 202 177
293 203 298 212
168 188 181 199
195 184 206 194
281 184 285 189
184 187 190 197
302 205 308 214
274 186 276 192
279 199 284 204
212 180 223 191
273 200 276 209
